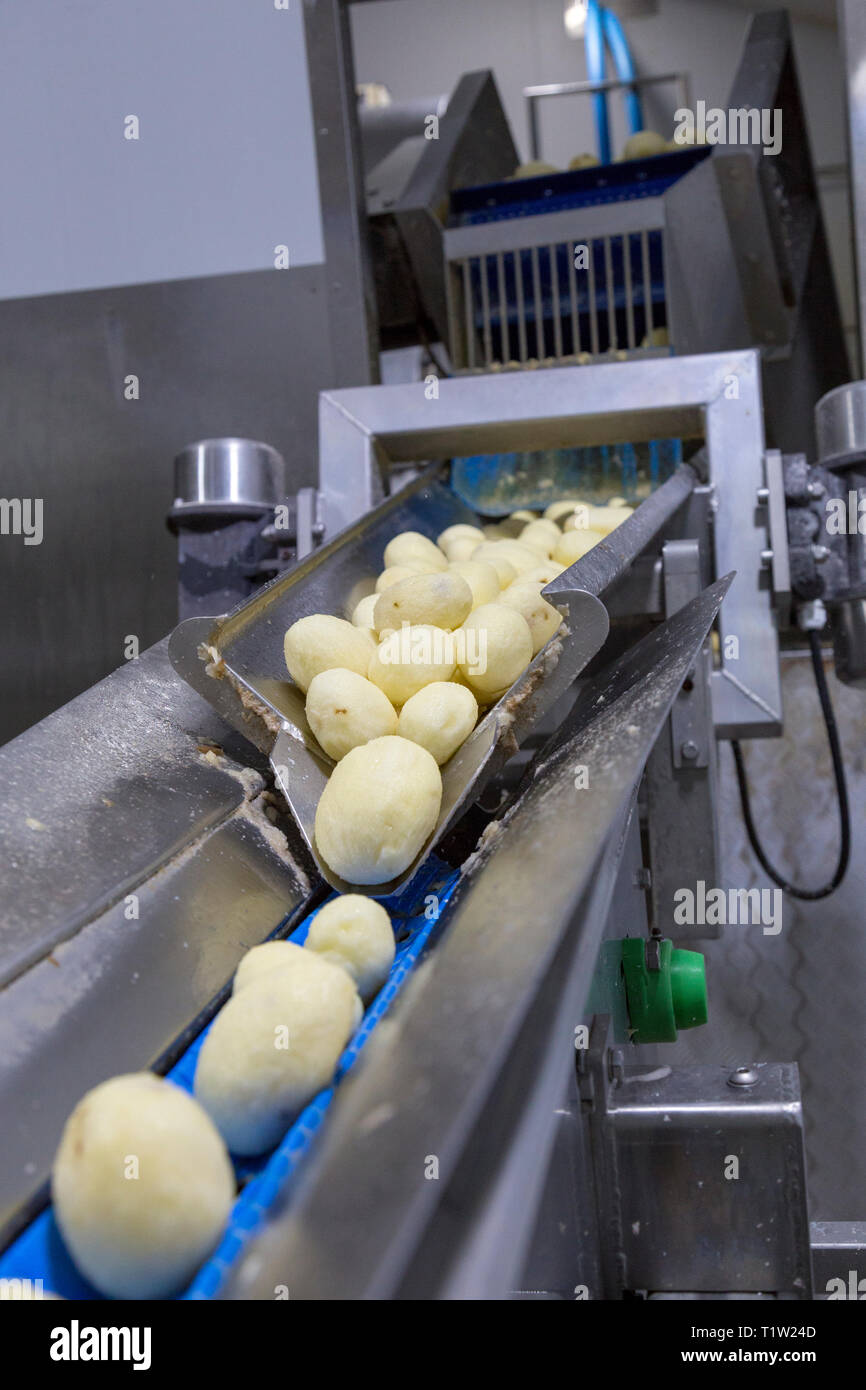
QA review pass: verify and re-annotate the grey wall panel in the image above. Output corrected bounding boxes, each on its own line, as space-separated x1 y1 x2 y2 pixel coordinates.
0 0 324 297
0 265 334 745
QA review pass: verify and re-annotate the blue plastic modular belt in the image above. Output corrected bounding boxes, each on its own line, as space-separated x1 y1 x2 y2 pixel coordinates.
449 146 711 227
0 856 462 1301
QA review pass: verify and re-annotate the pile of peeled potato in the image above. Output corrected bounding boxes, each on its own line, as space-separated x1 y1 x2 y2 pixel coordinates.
283 496 632 886
510 127 703 180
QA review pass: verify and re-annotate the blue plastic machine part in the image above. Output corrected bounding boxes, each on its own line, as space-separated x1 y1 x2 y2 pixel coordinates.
450 439 683 516
600 7 643 135
0 857 461 1301
585 3 643 163
585 2 611 165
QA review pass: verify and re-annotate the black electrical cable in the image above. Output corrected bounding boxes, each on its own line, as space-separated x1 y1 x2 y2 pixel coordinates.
730 629 850 900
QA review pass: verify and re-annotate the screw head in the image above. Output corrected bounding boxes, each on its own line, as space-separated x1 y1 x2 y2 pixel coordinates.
728 1065 759 1088
681 740 699 760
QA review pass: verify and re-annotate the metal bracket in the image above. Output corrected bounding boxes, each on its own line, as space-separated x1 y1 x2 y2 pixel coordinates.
761 447 792 627
589 1059 813 1298
645 539 721 940
662 540 712 770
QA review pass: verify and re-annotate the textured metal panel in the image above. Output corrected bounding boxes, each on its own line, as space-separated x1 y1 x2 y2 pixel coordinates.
0 265 334 746
811 1222 866 1298
0 638 315 988
608 1063 812 1296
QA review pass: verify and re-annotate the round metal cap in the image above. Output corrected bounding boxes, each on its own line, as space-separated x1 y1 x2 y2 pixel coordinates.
171 438 286 518
815 381 866 470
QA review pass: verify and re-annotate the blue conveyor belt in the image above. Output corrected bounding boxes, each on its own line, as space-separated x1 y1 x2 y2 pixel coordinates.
0 857 461 1300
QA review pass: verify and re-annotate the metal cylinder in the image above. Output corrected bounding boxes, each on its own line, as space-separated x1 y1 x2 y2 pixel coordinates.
815 381 866 470
832 599 866 689
171 438 286 520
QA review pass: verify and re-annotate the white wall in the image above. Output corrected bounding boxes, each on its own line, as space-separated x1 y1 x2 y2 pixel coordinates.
0 0 324 299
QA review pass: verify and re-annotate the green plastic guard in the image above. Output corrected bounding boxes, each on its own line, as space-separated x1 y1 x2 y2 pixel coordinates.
620 937 708 1043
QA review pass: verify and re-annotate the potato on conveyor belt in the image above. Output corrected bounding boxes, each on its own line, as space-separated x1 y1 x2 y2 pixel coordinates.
314 734 442 885
554 528 607 566
305 667 398 761
304 895 395 1003
498 581 564 656
373 571 473 635
383 530 448 572
447 558 501 608
52 1074 235 1299
368 624 457 705
284 614 375 693
194 950 361 1155
457 603 533 700
397 680 479 766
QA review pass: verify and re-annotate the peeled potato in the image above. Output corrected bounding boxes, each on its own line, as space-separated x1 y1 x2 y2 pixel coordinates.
305 667 397 760
516 559 566 587
512 159 559 179
52 1074 234 1299
447 559 500 608
437 523 485 552
457 603 533 700
305 895 395 1002
440 535 480 564
195 953 360 1154
233 939 309 993
368 623 456 705
375 565 421 593
498 582 564 655
554 528 607 565
621 129 667 161
520 518 561 556
0 1284 62 1300
314 735 442 884
397 681 479 765
471 540 537 578
373 571 472 635
284 615 375 693
569 152 599 170
234 939 364 1030
544 498 585 524
383 531 448 573
351 593 378 629
562 509 596 532
468 546 516 588
490 539 541 574
586 504 632 534
509 509 538 524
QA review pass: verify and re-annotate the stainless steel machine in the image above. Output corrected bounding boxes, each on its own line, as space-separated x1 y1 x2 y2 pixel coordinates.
1 5 864 1301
